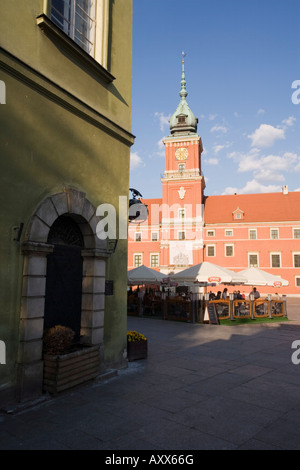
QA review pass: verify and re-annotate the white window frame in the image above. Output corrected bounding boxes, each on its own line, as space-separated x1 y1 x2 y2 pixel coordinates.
207 230 215 237
225 229 233 237
248 252 259 267
207 244 216 257
293 228 300 239
293 252 300 268
249 229 257 240
49 0 110 67
151 231 159 241
270 252 281 268
135 232 142 242
150 253 159 268
133 253 143 268
270 228 279 240
295 276 300 288
225 244 234 257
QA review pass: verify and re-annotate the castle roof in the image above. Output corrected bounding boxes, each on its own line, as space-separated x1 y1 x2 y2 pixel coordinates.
204 190 300 224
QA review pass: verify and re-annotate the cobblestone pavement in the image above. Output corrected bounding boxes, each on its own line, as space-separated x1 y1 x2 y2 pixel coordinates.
1 298 300 450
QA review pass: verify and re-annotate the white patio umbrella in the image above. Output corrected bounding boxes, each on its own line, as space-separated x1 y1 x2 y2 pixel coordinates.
128 265 168 285
170 262 247 285
237 267 289 287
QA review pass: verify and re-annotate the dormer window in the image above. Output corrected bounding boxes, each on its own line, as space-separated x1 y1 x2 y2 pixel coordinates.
232 207 244 220
178 116 186 124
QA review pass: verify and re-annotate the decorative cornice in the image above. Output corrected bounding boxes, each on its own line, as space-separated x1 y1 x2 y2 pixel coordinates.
0 47 135 147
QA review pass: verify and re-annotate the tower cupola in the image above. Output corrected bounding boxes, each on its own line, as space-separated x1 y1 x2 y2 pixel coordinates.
169 53 198 135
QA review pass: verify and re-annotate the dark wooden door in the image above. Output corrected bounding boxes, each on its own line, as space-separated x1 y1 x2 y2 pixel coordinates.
44 244 83 342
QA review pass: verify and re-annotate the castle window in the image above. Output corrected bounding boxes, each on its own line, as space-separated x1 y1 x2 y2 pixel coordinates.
134 254 142 267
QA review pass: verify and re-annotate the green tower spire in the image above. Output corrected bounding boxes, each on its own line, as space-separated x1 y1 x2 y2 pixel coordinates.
169 52 198 135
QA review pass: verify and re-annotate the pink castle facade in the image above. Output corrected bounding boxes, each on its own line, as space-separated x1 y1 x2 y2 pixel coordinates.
128 59 300 296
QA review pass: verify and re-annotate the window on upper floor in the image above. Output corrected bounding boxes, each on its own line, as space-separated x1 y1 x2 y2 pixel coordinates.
178 231 186 240
134 254 142 267
293 228 300 239
151 232 158 241
178 208 185 219
51 0 96 56
270 229 279 240
150 254 159 268
295 276 300 287
225 244 234 257
271 253 281 268
294 253 300 268
249 229 257 240
225 230 233 237
207 245 215 257
207 230 215 237
249 253 258 267
135 232 142 242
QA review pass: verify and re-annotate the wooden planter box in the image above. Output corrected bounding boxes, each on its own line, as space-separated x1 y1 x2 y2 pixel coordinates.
43 345 100 394
127 340 148 361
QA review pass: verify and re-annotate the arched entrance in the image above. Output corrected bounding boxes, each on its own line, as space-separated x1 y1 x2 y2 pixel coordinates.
17 188 110 402
44 215 85 342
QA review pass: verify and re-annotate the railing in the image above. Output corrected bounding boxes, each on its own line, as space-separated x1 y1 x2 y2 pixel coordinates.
209 298 286 321
164 298 192 322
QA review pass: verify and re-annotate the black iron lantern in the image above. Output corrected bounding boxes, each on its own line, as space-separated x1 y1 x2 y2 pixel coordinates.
128 188 148 224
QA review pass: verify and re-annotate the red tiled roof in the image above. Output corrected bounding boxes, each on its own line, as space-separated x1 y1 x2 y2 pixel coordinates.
204 191 300 224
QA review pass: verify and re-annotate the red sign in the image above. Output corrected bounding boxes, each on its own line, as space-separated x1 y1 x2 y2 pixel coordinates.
273 281 282 287
208 276 222 283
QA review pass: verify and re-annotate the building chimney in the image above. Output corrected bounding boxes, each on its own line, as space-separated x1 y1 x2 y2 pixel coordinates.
282 185 288 195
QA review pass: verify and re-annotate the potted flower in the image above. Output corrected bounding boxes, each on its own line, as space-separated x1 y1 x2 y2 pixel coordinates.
43 325 100 394
127 330 148 361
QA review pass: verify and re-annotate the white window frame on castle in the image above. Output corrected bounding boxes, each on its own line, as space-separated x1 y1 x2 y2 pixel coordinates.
207 245 215 257
225 244 234 257
150 253 159 268
49 0 110 67
293 252 300 268
134 254 143 268
249 229 257 240
248 252 259 268
270 228 279 240
293 228 300 239
271 252 281 268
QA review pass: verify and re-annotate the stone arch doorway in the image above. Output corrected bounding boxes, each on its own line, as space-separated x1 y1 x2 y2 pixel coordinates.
44 215 85 342
18 188 109 402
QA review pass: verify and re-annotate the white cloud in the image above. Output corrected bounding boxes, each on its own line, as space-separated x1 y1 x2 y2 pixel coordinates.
222 179 282 195
281 116 296 128
248 124 285 148
130 152 143 170
154 112 171 132
257 108 265 115
210 125 228 134
227 149 300 185
204 158 219 165
208 114 217 121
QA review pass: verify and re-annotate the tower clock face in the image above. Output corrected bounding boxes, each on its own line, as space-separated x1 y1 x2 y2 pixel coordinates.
175 147 188 161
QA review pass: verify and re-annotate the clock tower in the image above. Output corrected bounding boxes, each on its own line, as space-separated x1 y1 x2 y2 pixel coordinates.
160 54 205 271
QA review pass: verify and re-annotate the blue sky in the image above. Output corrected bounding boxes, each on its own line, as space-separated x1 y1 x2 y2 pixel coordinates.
129 0 300 199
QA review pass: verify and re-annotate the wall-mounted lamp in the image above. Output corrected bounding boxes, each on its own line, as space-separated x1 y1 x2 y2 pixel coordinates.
128 188 148 224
